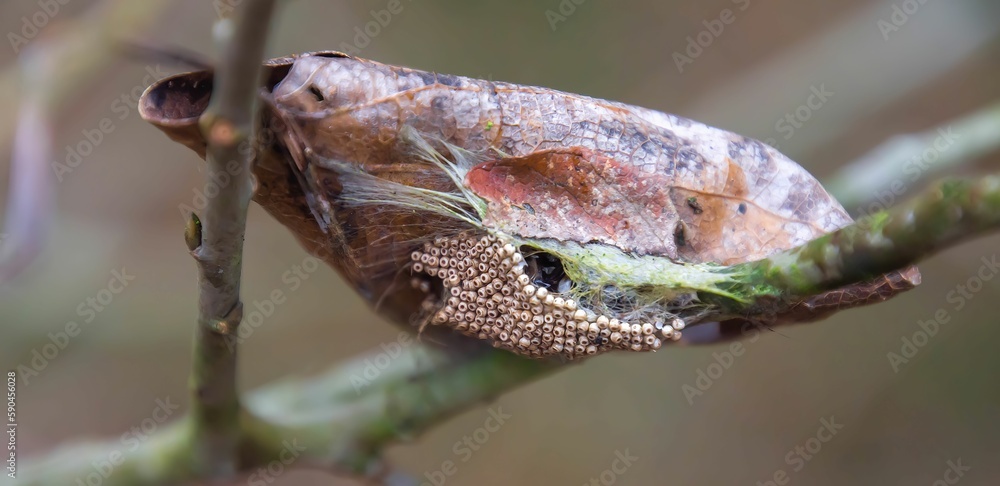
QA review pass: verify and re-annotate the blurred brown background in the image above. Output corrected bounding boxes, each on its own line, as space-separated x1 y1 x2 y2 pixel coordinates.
2 0 999 484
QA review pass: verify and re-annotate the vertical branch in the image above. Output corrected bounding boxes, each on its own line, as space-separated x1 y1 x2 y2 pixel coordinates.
189 0 276 478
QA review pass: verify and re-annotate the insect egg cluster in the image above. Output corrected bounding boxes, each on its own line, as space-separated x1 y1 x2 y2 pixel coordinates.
409 232 683 359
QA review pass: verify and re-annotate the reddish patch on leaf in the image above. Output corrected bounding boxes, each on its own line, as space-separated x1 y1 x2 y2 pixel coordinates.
464 147 681 257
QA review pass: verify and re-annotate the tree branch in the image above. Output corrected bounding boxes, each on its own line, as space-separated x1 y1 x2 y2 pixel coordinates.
22 343 554 485
734 174 1000 299
187 0 276 479
241 344 555 476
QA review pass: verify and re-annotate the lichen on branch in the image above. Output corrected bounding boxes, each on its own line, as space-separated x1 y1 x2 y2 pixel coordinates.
736 174 1000 300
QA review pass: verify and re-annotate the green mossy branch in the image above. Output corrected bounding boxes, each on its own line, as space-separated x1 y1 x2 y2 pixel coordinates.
732 174 1000 300
515 174 1000 323
22 345 554 485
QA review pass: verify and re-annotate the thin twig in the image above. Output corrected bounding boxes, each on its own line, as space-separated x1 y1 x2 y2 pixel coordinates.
188 0 276 478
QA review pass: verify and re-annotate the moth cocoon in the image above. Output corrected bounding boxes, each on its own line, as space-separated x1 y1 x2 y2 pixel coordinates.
332 127 754 358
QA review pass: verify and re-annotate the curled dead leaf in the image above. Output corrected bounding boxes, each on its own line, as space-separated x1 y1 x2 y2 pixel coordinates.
139 51 919 358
